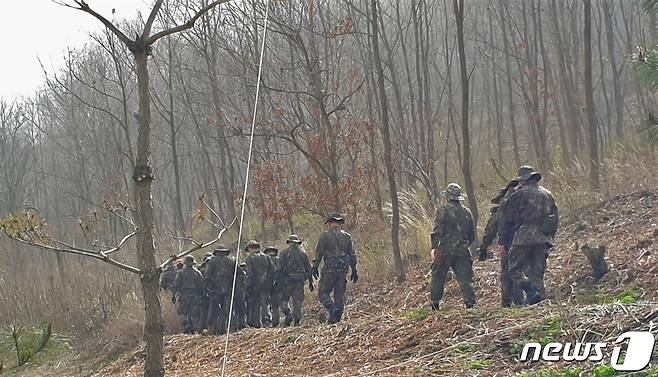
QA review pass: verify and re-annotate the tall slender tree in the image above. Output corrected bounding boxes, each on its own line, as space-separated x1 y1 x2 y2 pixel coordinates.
453 0 478 225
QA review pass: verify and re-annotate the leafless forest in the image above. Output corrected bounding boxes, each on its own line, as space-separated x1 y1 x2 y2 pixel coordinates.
1 0 658 375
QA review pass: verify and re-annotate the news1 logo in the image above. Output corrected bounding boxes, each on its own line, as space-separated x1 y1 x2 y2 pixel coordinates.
520 331 656 371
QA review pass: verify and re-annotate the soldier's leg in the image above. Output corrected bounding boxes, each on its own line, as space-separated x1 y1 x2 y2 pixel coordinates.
247 291 261 328
178 296 194 333
280 285 293 327
500 255 517 307
271 288 281 327
429 253 452 310
234 290 247 329
260 291 272 327
332 274 348 322
218 293 230 335
507 245 540 304
452 254 476 308
207 294 220 334
292 284 305 326
319 271 337 317
525 244 550 300
199 296 209 332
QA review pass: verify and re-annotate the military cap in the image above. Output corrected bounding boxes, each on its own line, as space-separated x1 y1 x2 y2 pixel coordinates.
286 234 303 244
325 212 345 224
442 183 466 201
516 165 542 182
244 240 261 251
213 245 231 254
264 246 279 256
183 255 197 266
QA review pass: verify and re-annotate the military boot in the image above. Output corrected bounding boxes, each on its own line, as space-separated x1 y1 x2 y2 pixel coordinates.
335 308 344 322
328 308 340 324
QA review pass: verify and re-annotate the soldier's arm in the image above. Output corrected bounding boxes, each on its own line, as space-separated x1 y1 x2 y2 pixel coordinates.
466 208 476 244
303 252 312 280
430 207 446 249
347 233 357 270
497 191 520 246
480 208 500 249
312 234 326 268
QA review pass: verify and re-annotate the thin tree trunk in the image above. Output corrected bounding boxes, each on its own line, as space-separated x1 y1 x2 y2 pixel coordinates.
454 0 478 225
167 37 185 232
134 47 164 377
584 0 600 190
371 0 405 282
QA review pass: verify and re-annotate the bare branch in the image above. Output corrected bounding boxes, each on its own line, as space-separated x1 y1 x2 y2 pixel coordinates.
8 236 141 274
54 0 134 48
143 0 166 38
159 217 236 269
147 0 232 44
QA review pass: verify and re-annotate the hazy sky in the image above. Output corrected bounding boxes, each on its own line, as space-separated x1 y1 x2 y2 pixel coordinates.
0 1 152 101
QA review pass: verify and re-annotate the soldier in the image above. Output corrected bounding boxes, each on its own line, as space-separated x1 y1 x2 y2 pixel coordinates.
205 245 236 335
263 246 284 327
280 235 314 326
475 179 524 307
312 212 358 324
244 240 274 328
173 255 205 334
159 261 178 293
498 166 558 305
429 183 476 310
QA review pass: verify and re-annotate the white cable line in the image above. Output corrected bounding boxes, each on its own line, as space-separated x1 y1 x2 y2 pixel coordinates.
221 0 270 375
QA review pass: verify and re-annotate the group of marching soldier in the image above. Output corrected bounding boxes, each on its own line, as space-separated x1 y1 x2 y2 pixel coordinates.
160 212 357 334
160 164 558 333
430 165 558 310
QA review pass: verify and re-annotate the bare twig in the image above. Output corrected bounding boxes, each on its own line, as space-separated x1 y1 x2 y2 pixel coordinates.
147 0 232 44
159 217 236 269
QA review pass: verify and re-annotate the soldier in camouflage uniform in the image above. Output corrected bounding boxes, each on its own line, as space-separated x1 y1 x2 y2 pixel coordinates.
205 245 236 335
244 240 274 328
160 261 178 293
173 255 205 334
498 166 558 305
264 246 284 327
280 235 314 326
430 183 476 310
312 213 358 324
475 179 524 307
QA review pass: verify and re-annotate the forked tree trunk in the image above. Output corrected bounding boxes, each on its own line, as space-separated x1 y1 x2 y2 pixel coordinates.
134 47 165 377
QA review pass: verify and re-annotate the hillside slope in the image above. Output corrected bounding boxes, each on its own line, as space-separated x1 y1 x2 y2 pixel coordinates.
92 190 658 376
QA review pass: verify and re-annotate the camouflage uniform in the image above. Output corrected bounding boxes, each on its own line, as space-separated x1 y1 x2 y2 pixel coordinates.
244 241 274 328
174 256 205 334
430 183 476 309
280 236 313 326
160 264 177 292
205 247 236 335
197 253 213 331
264 247 284 327
233 263 248 330
313 213 357 324
477 180 524 307
498 167 558 305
